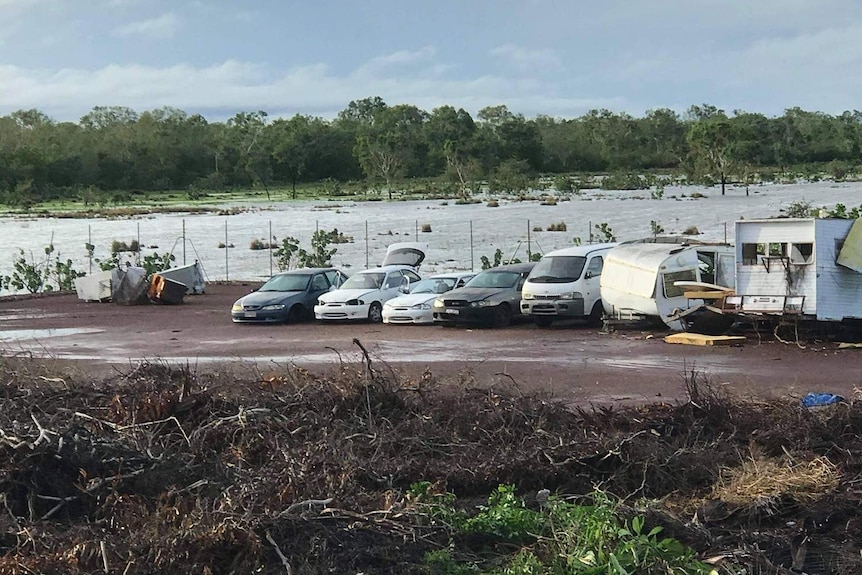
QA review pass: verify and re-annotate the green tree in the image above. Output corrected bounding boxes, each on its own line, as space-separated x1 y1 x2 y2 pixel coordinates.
686 116 735 195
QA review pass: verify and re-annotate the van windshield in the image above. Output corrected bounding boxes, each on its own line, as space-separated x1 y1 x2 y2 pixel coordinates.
528 256 586 283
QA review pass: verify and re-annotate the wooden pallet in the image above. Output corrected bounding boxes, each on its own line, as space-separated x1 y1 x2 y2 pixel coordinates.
664 333 746 346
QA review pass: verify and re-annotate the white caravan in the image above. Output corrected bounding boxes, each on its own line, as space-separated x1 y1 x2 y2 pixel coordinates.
600 241 735 331
520 243 617 327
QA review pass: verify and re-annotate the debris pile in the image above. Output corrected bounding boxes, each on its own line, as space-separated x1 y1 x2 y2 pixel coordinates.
0 356 859 574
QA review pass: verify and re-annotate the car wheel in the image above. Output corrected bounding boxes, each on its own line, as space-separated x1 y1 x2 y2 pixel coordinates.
534 317 553 328
587 301 604 328
287 305 305 324
492 304 512 328
368 302 383 323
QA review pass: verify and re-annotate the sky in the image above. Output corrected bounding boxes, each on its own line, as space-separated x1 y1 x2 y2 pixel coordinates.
2 0 862 123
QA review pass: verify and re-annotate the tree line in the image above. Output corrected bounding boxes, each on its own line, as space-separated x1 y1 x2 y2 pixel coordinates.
1 98 861 207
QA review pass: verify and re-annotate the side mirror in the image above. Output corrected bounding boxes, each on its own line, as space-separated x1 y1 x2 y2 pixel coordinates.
584 271 593 279
398 284 409 294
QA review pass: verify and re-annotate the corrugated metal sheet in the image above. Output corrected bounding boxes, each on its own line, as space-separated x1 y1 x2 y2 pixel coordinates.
836 218 862 273
815 219 862 321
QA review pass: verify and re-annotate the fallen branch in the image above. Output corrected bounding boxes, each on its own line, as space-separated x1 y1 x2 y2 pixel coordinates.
265 531 293 575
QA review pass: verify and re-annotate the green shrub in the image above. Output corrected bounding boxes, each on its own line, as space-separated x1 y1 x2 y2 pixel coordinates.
601 172 649 191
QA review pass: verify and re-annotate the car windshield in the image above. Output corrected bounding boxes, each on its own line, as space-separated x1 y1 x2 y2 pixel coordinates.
259 273 311 292
465 271 520 289
528 256 586 283
409 278 456 294
341 272 385 290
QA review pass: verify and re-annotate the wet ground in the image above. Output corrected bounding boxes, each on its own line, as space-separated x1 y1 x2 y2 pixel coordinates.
2 283 861 405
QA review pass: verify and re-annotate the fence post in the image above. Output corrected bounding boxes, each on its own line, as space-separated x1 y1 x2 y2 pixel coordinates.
470 220 474 271
136 222 141 266
365 220 369 268
527 219 531 259
269 220 273 278
182 219 187 265
415 219 418 242
224 219 229 281
88 224 92 273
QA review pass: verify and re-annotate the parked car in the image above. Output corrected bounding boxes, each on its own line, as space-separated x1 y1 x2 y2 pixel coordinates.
520 243 617 328
314 265 422 322
231 267 347 323
432 262 535 327
314 242 428 323
382 272 475 324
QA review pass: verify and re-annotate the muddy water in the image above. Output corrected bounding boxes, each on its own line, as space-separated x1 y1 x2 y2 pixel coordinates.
1 181 860 293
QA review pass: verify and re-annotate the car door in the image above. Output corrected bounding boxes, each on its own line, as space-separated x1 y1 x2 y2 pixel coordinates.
381 270 405 301
583 256 604 307
324 270 347 289
307 273 331 307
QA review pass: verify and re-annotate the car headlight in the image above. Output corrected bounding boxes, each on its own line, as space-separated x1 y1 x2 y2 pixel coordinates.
262 304 285 311
231 303 243 312
433 299 444 308
470 300 492 307
383 302 393 310
411 302 431 310
522 292 534 300
558 292 573 300
346 299 362 306
317 299 326 306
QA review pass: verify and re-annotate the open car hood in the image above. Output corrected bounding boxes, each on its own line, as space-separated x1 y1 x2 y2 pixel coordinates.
381 242 427 268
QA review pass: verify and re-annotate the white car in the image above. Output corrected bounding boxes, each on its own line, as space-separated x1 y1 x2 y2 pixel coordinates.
383 272 475 324
314 265 422 322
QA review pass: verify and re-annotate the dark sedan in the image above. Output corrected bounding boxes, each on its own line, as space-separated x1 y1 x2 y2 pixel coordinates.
432 262 535 328
231 268 347 323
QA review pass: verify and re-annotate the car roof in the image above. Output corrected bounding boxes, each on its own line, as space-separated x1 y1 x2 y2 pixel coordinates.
430 272 474 279
478 262 536 273
355 264 417 274
271 267 340 276
541 243 618 258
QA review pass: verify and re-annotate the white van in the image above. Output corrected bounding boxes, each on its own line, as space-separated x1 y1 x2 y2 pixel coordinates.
520 243 617 327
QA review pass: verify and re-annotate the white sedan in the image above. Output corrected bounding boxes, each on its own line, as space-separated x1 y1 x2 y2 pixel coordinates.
314 265 422 323
382 272 475 324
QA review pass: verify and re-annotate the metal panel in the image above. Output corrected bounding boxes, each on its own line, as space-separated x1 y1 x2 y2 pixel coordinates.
837 218 862 273
815 219 862 321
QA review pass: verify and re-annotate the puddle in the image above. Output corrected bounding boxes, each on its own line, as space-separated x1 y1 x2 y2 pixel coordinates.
0 327 103 342
0 311 62 321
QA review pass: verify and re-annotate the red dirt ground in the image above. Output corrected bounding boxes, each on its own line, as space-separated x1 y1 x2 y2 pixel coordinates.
1 282 861 405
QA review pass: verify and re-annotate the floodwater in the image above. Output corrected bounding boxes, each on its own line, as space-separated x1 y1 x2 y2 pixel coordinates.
1 181 860 292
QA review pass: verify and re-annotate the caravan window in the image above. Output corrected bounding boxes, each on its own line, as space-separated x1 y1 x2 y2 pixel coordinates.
696 252 716 284
789 243 814 264
662 269 697 298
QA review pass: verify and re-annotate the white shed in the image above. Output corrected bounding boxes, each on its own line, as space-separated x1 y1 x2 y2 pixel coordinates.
730 218 862 321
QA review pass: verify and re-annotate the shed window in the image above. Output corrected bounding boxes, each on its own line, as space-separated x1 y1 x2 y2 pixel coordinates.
789 243 814 264
768 242 787 257
741 243 764 265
